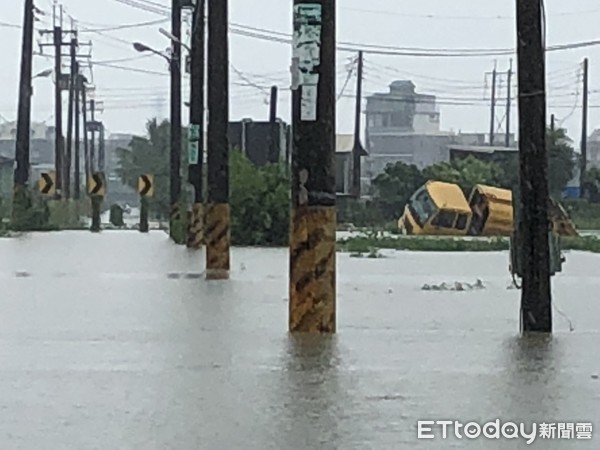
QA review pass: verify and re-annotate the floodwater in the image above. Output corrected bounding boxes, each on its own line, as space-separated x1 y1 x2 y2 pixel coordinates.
0 231 598 449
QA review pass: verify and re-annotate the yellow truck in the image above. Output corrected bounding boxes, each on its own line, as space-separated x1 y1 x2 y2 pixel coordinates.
398 181 473 236
399 181 579 237
468 185 513 236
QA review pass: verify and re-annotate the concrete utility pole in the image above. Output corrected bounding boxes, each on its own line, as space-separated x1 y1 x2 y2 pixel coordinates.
54 9 64 199
205 0 231 280
82 82 90 182
580 58 589 199
505 59 513 148
489 62 497 146
169 0 183 243
74 69 81 199
65 37 78 199
352 50 364 198
187 0 206 249
13 0 34 199
90 99 96 172
289 0 336 333
268 85 278 162
516 0 552 333
99 122 105 172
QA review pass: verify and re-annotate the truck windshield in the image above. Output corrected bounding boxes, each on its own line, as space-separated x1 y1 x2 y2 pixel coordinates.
408 188 437 227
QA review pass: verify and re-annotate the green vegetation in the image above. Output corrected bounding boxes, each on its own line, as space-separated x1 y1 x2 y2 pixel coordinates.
230 150 289 246
116 119 185 221
338 235 510 253
115 119 290 246
337 234 600 255
562 199 600 230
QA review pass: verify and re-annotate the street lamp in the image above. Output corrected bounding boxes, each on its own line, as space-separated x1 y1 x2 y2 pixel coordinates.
159 27 191 52
132 42 171 64
33 68 53 79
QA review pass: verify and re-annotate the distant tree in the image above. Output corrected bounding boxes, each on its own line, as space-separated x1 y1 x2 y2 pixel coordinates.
116 119 187 219
372 162 425 220
230 150 289 246
583 167 600 202
423 156 503 195
547 127 576 197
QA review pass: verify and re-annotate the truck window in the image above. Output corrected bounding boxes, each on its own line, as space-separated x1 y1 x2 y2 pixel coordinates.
455 214 468 230
431 211 457 228
409 188 436 227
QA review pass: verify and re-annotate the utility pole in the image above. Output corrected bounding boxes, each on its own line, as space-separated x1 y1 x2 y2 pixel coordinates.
74 68 81 199
90 99 96 172
82 82 90 183
505 59 513 148
516 0 552 333
352 50 364 197
187 0 206 249
13 0 35 213
169 0 183 243
269 86 278 122
551 114 555 132
268 85 279 162
581 58 589 199
54 9 64 199
289 0 336 333
65 36 78 200
489 62 497 146
205 0 230 280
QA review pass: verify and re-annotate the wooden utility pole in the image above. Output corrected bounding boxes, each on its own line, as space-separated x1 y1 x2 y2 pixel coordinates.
13 0 34 192
187 0 206 249
516 0 552 333
580 58 589 199
352 50 364 197
289 0 336 333
169 0 183 243
205 0 231 279
65 37 78 199
550 113 555 132
505 59 513 148
489 62 497 146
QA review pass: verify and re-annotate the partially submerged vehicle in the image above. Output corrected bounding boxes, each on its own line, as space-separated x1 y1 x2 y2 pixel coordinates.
399 180 579 237
398 181 472 236
468 185 513 237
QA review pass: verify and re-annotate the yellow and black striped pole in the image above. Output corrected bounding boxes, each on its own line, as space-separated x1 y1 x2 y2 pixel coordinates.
289 0 336 333
187 0 206 250
205 0 230 280
169 0 184 244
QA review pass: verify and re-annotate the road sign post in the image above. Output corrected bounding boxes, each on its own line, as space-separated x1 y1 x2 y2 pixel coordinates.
38 171 56 196
138 174 154 233
88 171 105 233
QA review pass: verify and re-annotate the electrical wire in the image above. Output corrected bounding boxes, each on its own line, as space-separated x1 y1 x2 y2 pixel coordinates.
79 18 168 32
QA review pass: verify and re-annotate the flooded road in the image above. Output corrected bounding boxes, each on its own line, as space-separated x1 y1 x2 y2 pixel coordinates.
0 231 598 449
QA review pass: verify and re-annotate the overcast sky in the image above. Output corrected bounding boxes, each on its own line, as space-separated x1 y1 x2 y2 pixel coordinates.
1 0 599 147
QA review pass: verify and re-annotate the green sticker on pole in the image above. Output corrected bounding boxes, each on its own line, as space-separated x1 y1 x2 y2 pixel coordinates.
188 124 200 164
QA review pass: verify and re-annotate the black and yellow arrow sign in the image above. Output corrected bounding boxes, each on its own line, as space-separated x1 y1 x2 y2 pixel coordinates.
88 172 106 197
138 174 154 197
38 171 56 195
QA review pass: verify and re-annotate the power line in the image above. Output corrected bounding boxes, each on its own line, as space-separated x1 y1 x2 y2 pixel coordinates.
79 17 168 32
341 6 600 21
92 61 168 76
100 0 600 58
